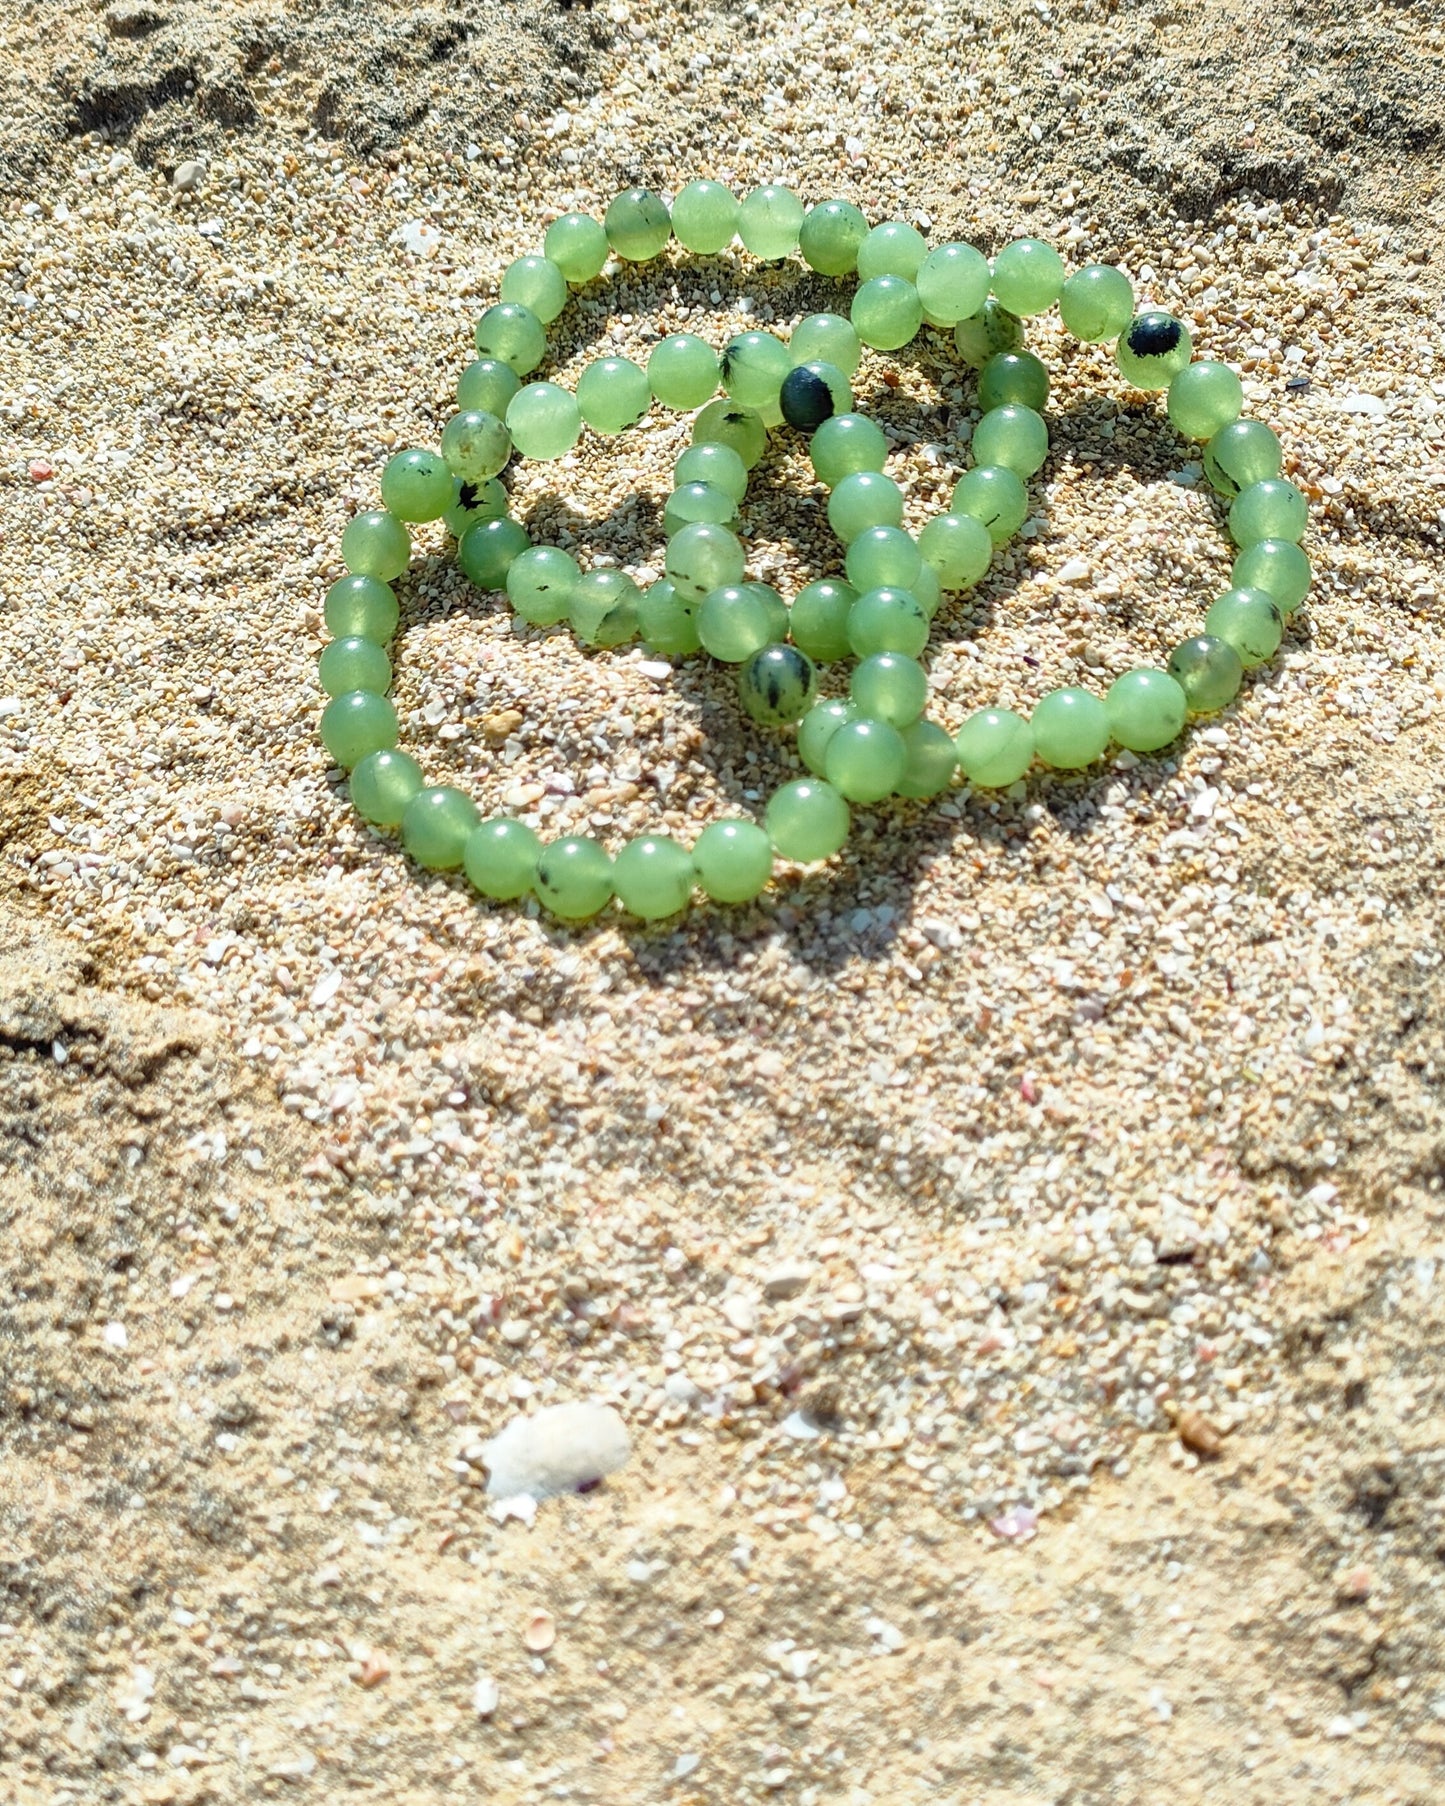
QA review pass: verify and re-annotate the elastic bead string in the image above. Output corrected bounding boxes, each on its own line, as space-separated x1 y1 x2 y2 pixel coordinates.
318 187 1311 923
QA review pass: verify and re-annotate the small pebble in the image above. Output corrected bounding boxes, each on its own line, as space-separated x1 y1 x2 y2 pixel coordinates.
172 160 205 194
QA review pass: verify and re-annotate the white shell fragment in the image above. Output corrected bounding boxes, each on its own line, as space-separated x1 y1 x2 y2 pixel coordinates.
396 219 442 258
482 1402 631 1501
473 1675 500 1718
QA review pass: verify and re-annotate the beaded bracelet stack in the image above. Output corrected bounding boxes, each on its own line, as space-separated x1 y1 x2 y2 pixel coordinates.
317 181 1311 921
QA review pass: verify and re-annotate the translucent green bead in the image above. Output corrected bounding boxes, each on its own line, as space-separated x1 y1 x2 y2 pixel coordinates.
576 356 650 435
464 818 541 900
895 719 958 798
638 579 702 656
506 382 582 460
670 179 739 254
739 643 818 726
852 275 924 351
1204 586 1283 667
1229 479 1307 548
798 200 869 275
845 525 923 593
851 651 928 727
603 187 671 261
570 569 641 648
440 409 512 482
828 471 905 543
506 545 580 626
457 357 521 417
444 476 508 539
911 561 942 619
1167 635 1244 714
780 361 852 431
320 689 398 769
1031 687 1110 769
1231 539 1310 617
1167 361 1244 442
380 449 453 523
401 785 480 872
1058 264 1134 342
824 717 909 803
692 400 767 469
1203 420 1282 499
847 586 930 658
663 481 738 537
978 350 1050 412
692 819 773 903
533 836 614 920
458 516 529 590
341 510 411 581
543 212 609 284
952 465 1029 542
857 220 929 282
955 707 1034 787
737 184 804 259
991 238 1066 315
613 835 694 920
791 312 861 376
648 334 721 410
500 254 569 324
810 413 888 486
698 583 787 662
917 511 992 589
971 405 1048 479
1105 667 1187 752
1115 312 1193 389
350 748 424 826
797 699 857 774
766 778 850 863
789 579 857 664
915 242 990 325
665 521 745 602
675 441 748 503
325 574 397 644
721 331 791 412
319 635 391 698
473 302 546 376
953 301 1024 368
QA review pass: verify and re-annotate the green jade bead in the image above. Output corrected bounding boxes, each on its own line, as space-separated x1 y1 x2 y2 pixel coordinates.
1167 635 1244 714
845 525 924 592
697 584 788 662
506 545 580 625
670 180 739 255
1105 667 1188 752
604 187 671 262
1031 687 1111 770
638 579 702 657
613 835 695 920
856 220 928 281
953 301 1024 368
324 574 397 644
739 644 818 726
319 635 391 697
445 477 508 539
380 449 453 523
789 579 858 664
342 510 411 581
1115 312 1193 389
663 482 739 536
790 312 861 375
737 184 804 260
506 382 582 460
500 254 569 324
827 471 905 543
350 748 424 826
1231 539 1310 616
693 400 767 468
464 818 541 901
991 238 1066 315
401 786 480 872
765 779 850 863
570 569 641 648
851 275 923 351
648 334 721 409
895 719 958 799
533 836 614 920
543 212 609 283
691 820 774 904
1229 479 1308 547
1167 361 1244 442
780 361 852 431
577 357 649 434
911 562 942 620
665 521 745 602
1204 420 1282 498
971 404 1049 479
457 357 520 418
1059 264 1134 342
846 586 930 659
797 699 857 774
721 331 791 412
810 413 888 486
824 717 909 803
952 465 1029 543
1204 586 1283 667
472 302 547 376
915 243 990 325
851 651 928 727
440 409 512 482
917 511 992 589
675 441 748 503
320 689 398 769
798 200 869 276
955 707 1034 788
978 351 1050 412
458 516 529 590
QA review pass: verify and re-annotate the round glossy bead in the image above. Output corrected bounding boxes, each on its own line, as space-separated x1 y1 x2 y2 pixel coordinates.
791 312 861 376
458 516 529 590
350 748 424 827
457 357 521 417
506 545 580 625
1105 667 1188 752
845 525 923 592
464 818 541 901
321 690 397 769
1167 360 1244 441
828 471 905 543
766 779 850 863
440 409 512 482
648 334 721 409
663 481 738 536
1203 421 1283 498
788 579 858 664
444 477 508 539
780 361 852 431
1058 264 1134 342
1229 479 1307 547
797 699 857 774
472 302 546 376
603 187 670 261
798 200 869 275
1204 586 1284 667
325 574 398 644
721 331 791 412
576 356 649 434
978 350 1050 412
506 382 582 460
670 179 739 255
851 652 928 727
401 786 480 872
533 836 614 920
846 586 930 658
991 238 1066 315
895 719 958 798
739 644 818 726
613 836 694 920
341 510 411 581
638 579 702 657
1231 539 1310 617
500 254 569 324
952 465 1029 542
675 441 748 503
665 521 745 603
380 449 453 522
692 820 773 904
824 718 909 803
1031 688 1110 770
319 635 391 698
543 212 609 283
692 399 767 468
851 275 923 351
856 220 929 281
955 707 1034 787
971 404 1049 478
569 569 640 648
810 413 888 486
953 301 1024 368
737 183 804 259
915 242 990 325
1115 312 1193 389
697 584 788 662
1167 635 1244 714
917 511 992 590
911 561 942 619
